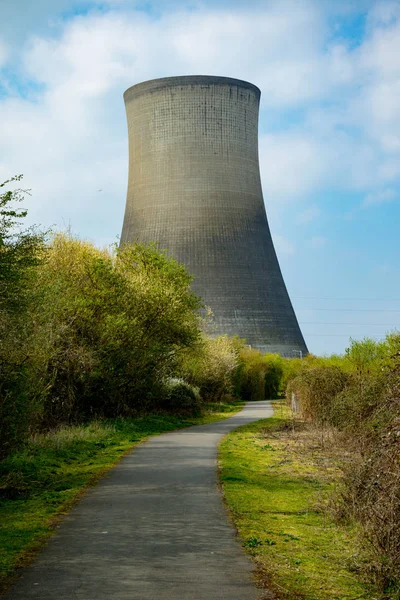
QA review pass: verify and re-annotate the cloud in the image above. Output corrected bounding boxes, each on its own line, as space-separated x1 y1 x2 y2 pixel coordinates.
0 0 399 247
367 1 400 28
0 2 333 241
362 188 397 207
259 134 328 202
342 9 400 160
19 4 328 110
273 234 295 256
296 206 321 224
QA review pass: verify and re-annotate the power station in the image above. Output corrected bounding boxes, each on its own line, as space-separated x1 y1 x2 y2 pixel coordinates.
120 75 307 356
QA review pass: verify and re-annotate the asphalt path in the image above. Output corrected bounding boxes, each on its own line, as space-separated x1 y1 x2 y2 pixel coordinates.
6 401 272 600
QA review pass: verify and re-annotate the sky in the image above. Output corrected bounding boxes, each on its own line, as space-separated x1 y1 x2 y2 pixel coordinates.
1 0 400 356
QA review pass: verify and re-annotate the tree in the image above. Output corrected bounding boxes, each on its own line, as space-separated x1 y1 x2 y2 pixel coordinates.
0 176 46 456
178 335 238 402
34 236 203 421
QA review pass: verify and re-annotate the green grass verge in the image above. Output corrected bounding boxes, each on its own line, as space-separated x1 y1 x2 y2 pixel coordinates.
0 402 243 591
219 401 377 600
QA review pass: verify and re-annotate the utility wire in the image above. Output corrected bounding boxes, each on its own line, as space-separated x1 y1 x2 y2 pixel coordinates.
297 308 400 313
303 334 385 338
293 296 400 302
299 321 399 326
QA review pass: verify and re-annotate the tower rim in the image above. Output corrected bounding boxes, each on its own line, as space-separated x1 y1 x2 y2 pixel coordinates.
123 75 261 102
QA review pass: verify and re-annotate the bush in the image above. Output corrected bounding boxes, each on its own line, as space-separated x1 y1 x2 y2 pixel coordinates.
33 235 203 422
235 349 285 401
179 336 239 402
286 366 349 426
160 378 202 415
331 371 387 430
0 177 46 457
0 197 206 454
264 354 284 399
337 338 400 594
284 334 400 595
236 347 266 400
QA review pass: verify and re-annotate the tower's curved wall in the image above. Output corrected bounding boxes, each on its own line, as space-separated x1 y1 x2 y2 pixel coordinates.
121 75 308 356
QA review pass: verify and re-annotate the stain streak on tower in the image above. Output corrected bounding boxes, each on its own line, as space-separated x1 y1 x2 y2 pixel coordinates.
121 75 307 356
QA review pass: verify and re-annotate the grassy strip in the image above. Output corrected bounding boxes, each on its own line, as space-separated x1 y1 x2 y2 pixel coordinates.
219 401 377 600
0 402 243 591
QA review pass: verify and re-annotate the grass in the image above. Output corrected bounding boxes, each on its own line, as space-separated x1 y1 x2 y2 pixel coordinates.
0 401 243 592
219 401 378 600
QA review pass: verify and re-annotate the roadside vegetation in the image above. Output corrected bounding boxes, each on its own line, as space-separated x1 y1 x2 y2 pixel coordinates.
220 404 375 600
0 403 241 592
2 177 400 598
220 335 400 600
0 176 281 458
0 177 274 587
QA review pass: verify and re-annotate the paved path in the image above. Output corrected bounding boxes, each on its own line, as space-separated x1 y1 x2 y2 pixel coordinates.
6 401 272 600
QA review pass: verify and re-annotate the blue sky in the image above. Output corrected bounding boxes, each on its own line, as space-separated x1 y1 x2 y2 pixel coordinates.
1 0 400 355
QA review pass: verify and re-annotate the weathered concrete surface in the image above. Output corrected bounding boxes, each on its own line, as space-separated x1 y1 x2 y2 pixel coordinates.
121 75 308 356
6 401 273 600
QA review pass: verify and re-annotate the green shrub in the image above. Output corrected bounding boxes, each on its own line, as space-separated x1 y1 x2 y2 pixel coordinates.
286 366 349 426
0 177 46 457
31 235 203 423
236 347 266 400
284 334 400 596
178 335 238 402
340 351 400 595
161 378 202 415
234 349 285 401
264 354 284 399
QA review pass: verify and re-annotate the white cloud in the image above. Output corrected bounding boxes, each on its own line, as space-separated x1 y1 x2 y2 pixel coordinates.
0 3 332 241
259 134 327 202
296 206 321 224
273 234 295 256
362 188 397 207
328 43 355 85
340 10 400 160
367 1 400 28
0 0 400 246
20 4 329 109
380 134 400 152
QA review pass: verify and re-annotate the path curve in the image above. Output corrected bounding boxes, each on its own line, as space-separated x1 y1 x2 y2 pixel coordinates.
6 401 272 600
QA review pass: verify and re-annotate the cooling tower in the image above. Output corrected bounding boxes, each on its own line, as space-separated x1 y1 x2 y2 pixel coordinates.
121 75 308 356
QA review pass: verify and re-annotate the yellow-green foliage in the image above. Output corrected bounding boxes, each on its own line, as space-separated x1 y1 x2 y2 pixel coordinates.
1 174 246 457
178 336 288 404
14 234 202 427
236 347 266 400
0 402 243 591
287 366 348 425
0 177 47 457
0 177 210 456
263 353 284 398
219 406 374 600
33 234 202 423
284 334 400 597
285 335 399 428
178 335 239 402
234 348 284 400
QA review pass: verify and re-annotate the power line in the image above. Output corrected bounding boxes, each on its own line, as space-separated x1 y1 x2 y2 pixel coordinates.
304 334 387 338
293 296 400 302
297 308 400 313
299 321 399 326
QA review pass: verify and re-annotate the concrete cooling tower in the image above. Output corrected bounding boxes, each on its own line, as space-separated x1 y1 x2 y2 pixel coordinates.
120 75 308 357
